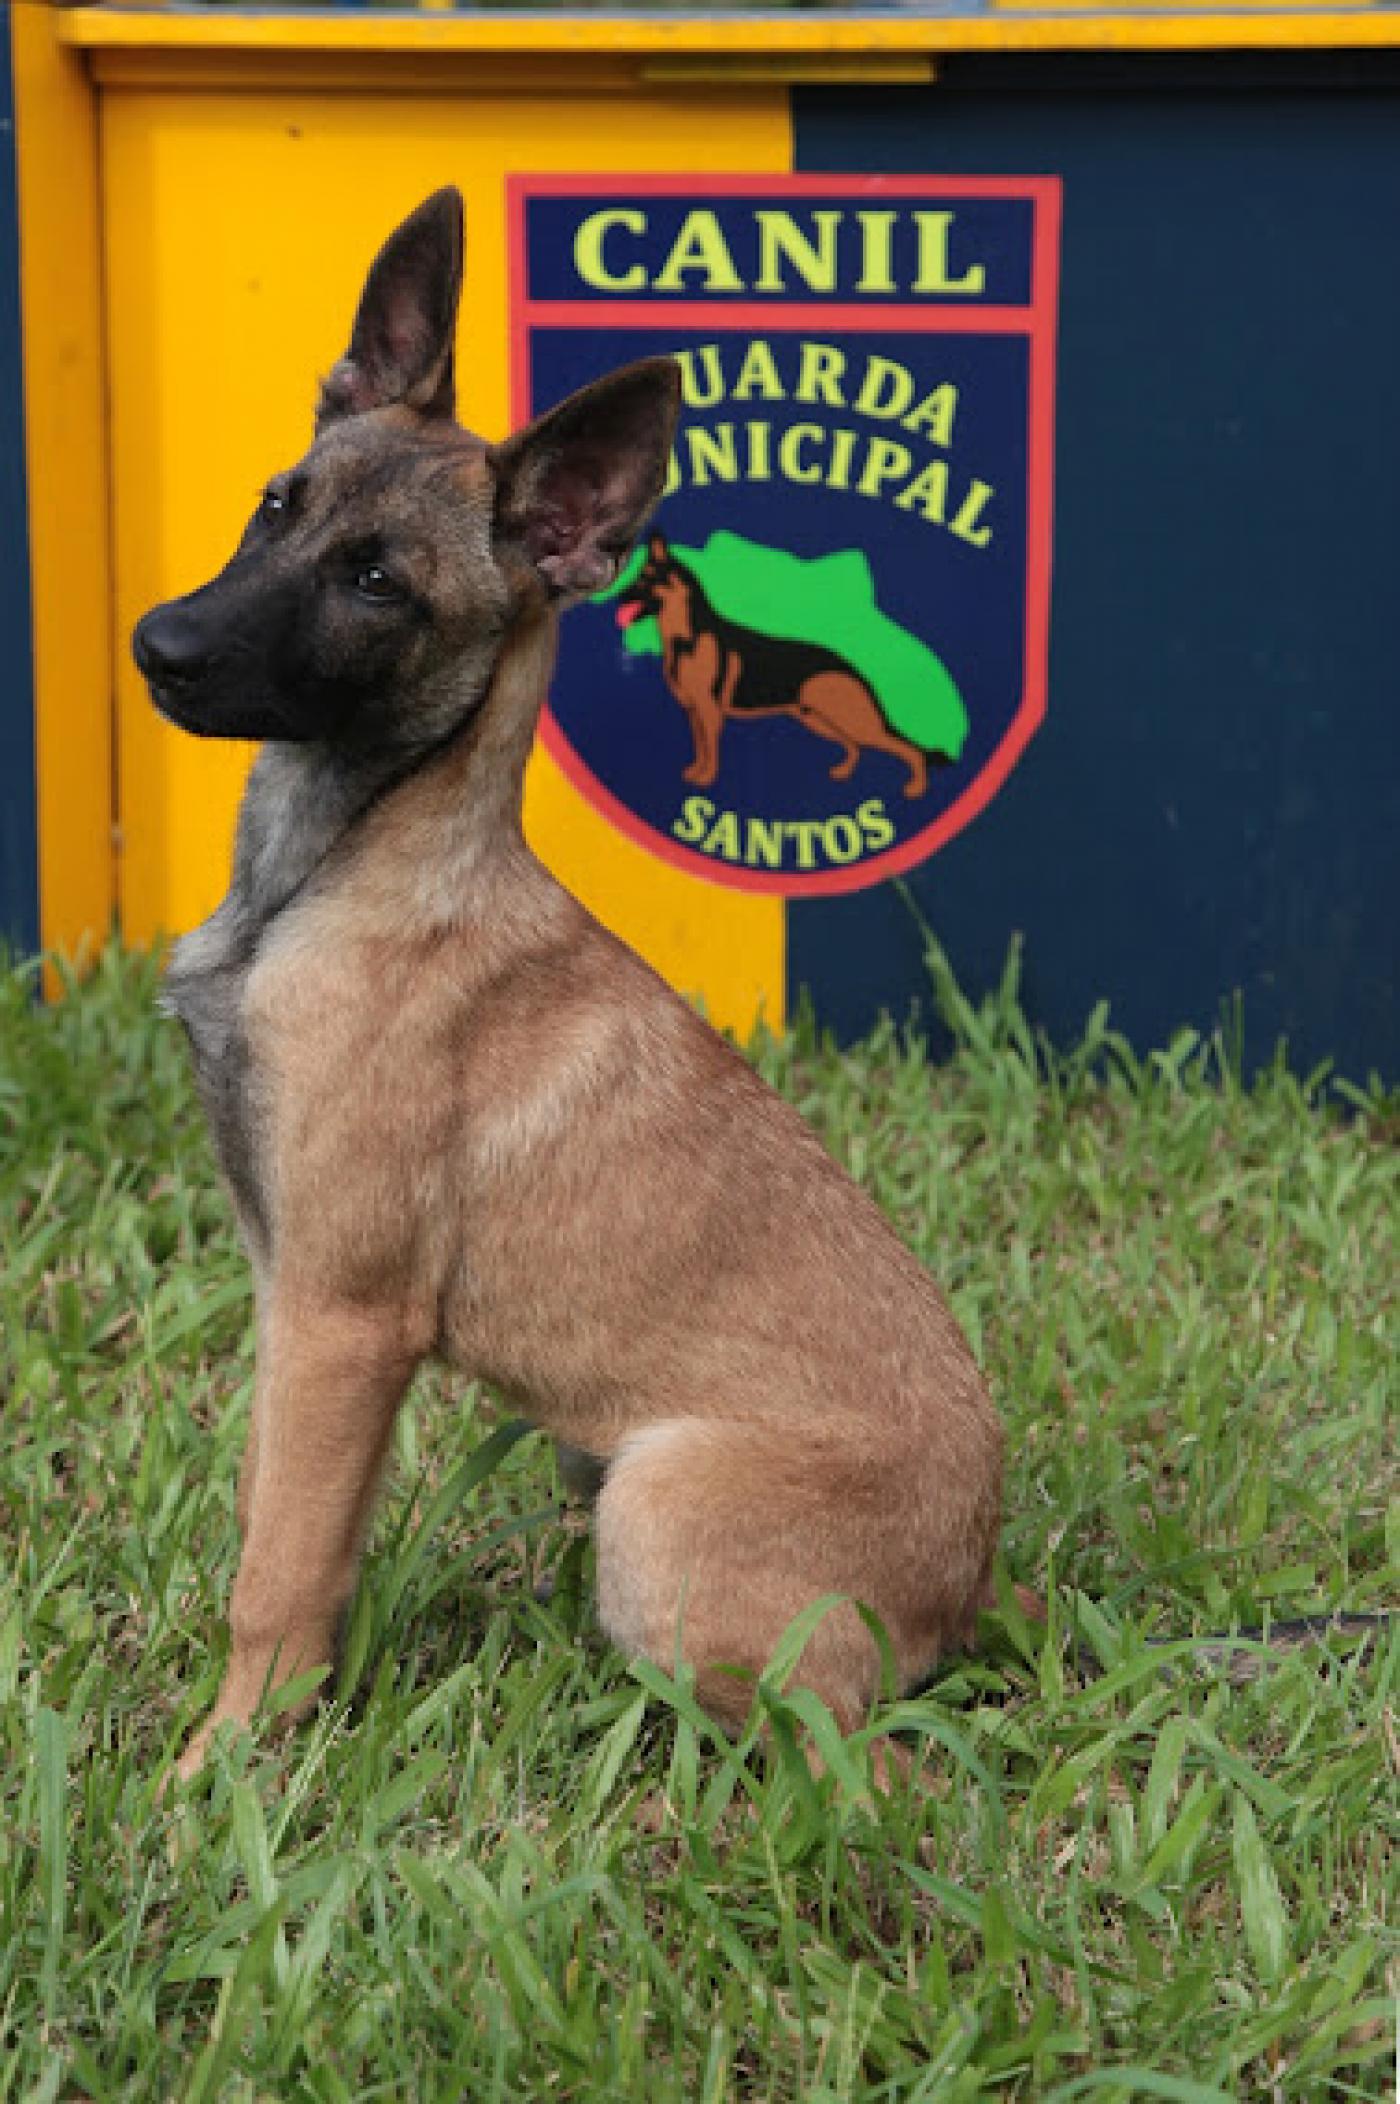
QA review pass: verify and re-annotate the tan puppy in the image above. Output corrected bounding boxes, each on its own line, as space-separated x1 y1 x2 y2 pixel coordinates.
131 190 1004 1778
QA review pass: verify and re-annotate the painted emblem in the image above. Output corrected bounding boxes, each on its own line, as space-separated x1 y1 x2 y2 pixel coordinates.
510 175 1060 897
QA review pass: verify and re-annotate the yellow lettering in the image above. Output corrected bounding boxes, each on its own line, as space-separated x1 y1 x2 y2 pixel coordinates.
686 424 740 488
858 798 896 853
894 460 949 524
902 383 958 448
573 208 647 293
675 344 724 410
703 810 742 860
786 820 823 870
680 799 898 869
795 340 847 409
914 211 986 298
854 355 915 423
778 424 824 485
754 209 841 294
746 817 784 869
823 815 863 865
732 339 785 403
855 210 898 295
745 422 773 481
858 437 913 499
827 428 857 492
950 478 995 547
654 211 745 295
674 795 713 844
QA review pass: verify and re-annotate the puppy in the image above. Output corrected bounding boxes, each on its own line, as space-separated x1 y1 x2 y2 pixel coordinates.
131 189 1004 1777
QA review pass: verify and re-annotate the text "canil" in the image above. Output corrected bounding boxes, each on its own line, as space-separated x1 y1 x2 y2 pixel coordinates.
572 209 989 299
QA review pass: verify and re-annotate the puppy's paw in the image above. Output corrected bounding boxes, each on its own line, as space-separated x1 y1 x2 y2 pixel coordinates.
166 1713 242 1789
174 1722 218 1783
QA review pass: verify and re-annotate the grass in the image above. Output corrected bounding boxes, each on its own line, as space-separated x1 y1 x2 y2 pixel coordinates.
0 938 1395 2101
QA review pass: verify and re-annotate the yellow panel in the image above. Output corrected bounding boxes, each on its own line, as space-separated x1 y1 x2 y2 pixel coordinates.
63 7 1400 57
103 82 788 1038
12 2 114 961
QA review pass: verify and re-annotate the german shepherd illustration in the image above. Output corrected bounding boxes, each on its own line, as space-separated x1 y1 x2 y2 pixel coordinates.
617 535 951 799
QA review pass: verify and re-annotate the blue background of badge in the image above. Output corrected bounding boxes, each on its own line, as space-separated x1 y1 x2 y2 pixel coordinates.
533 324 1033 857
525 193 1035 306
785 73 1399 1082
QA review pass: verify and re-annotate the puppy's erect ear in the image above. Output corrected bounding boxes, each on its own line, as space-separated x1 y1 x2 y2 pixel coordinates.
318 188 464 431
490 358 681 600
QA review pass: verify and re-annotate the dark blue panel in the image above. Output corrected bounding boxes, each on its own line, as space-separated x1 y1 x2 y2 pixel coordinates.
0 5 38 960
792 74 1400 1081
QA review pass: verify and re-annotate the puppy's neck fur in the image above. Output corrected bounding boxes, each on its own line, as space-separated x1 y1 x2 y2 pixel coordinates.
316 600 562 939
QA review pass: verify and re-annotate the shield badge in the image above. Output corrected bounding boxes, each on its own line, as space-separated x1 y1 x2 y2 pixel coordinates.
510 174 1061 899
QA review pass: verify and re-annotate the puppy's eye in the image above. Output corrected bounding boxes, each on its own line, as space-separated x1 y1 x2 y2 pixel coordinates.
354 565 404 604
258 487 288 525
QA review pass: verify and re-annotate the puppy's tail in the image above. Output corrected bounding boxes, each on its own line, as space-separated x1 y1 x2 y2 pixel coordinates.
1156 1610 1390 1686
999 1586 1390 1686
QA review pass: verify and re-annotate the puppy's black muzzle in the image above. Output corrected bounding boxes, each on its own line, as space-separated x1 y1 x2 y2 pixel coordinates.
132 573 308 742
132 602 217 720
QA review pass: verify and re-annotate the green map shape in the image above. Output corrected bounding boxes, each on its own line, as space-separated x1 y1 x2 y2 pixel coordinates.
596 529 968 758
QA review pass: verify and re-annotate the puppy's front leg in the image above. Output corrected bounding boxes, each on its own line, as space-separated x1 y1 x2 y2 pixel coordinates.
178 1291 417 1778
234 1269 270 1542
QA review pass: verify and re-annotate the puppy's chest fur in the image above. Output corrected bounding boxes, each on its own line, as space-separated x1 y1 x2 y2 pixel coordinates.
165 915 264 1240
163 742 398 1249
